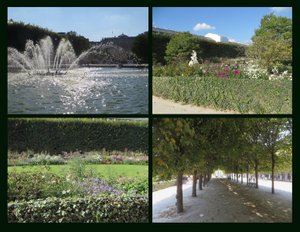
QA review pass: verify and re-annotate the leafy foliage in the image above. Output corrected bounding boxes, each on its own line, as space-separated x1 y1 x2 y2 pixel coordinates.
153 76 291 114
247 14 292 72
8 118 148 154
8 195 148 223
153 118 196 178
8 20 90 56
132 32 148 63
153 31 246 65
165 32 201 64
8 170 80 201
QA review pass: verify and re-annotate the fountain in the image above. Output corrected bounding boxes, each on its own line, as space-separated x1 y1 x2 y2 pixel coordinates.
188 50 199 67
8 36 139 75
8 36 148 114
8 36 76 75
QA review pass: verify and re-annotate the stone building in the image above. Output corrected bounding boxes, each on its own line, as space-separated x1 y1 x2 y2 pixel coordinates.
90 34 136 51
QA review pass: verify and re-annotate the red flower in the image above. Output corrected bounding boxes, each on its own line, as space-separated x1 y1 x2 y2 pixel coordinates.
233 70 240 75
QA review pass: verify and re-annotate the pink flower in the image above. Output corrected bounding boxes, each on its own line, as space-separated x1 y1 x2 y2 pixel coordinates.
233 70 240 75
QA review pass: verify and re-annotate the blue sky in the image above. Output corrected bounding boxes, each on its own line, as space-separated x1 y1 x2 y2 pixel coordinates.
8 7 148 41
153 7 292 44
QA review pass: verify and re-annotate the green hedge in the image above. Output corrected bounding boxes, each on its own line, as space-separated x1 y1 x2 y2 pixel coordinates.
8 118 148 154
8 195 148 223
153 76 292 114
8 21 90 56
153 31 246 65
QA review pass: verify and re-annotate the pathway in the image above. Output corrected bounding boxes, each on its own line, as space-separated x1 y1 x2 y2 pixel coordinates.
152 178 292 223
152 96 239 114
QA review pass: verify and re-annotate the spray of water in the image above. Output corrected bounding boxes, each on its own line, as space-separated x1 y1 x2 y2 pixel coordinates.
8 36 76 75
8 36 138 76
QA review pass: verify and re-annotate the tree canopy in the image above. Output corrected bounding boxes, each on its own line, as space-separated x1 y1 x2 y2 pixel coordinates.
247 14 292 72
165 32 201 64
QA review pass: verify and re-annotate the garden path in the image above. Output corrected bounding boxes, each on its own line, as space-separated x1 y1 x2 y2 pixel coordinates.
152 178 292 222
152 96 239 114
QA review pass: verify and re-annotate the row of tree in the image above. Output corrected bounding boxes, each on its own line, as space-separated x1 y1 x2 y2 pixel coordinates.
152 32 246 65
8 20 90 56
8 20 148 63
153 118 292 213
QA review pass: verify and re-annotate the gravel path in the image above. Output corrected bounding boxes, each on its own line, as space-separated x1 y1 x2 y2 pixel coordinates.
152 96 239 114
153 178 292 223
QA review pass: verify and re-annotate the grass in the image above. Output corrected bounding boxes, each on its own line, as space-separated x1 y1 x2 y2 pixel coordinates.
8 164 148 179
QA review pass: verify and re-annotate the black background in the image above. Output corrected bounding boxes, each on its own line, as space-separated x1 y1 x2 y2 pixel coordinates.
0 0 298 228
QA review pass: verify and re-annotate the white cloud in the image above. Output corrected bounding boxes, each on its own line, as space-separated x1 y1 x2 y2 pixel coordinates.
229 38 236 43
270 7 292 12
193 22 215 31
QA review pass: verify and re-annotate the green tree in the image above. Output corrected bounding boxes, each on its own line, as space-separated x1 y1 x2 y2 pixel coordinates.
255 118 291 194
247 13 292 72
165 32 201 64
153 118 195 213
132 32 148 63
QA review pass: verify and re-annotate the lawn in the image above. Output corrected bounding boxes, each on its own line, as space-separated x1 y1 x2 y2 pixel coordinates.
8 164 148 179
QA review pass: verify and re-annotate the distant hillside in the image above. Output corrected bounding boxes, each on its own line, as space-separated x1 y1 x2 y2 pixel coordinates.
152 27 246 65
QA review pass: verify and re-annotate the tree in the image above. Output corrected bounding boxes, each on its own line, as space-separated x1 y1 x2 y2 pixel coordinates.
165 32 201 64
132 32 148 63
247 13 292 72
66 31 90 56
153 118 195 213
256 118 291 194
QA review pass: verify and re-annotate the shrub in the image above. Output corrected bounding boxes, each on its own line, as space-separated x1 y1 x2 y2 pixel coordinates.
111 177 148 195
8 171 79 201
8 118 148 154
153 76 292 114
8 195 149 223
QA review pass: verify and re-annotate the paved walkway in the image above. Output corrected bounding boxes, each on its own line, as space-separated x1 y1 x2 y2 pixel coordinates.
153 179 292 222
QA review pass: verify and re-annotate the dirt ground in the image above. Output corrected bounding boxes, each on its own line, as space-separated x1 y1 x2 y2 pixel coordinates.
152 96 240 114
152 178 292 223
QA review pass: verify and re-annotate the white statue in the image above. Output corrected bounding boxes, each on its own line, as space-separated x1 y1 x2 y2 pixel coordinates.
188 50 199 67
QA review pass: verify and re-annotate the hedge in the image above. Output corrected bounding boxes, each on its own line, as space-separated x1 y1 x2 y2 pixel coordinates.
153 31 246 65
8 118 148 154
153 76 292 114
8 195 148 223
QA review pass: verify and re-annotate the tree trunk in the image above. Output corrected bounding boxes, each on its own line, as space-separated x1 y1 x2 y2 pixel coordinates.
255 160 259 189
246 168 249 186
236 172 239 183
271 152 275 194
192 170 197 197
203 173 207 187
241 172 243 184
176 171 184 213
199 173 203 190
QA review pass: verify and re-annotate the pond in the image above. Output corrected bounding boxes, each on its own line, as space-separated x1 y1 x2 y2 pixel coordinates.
8 67 148 114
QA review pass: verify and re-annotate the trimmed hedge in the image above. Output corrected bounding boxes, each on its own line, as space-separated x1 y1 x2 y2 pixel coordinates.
153 76 292 114
8 195 148 223
153 31 246 65
8 118 148 154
